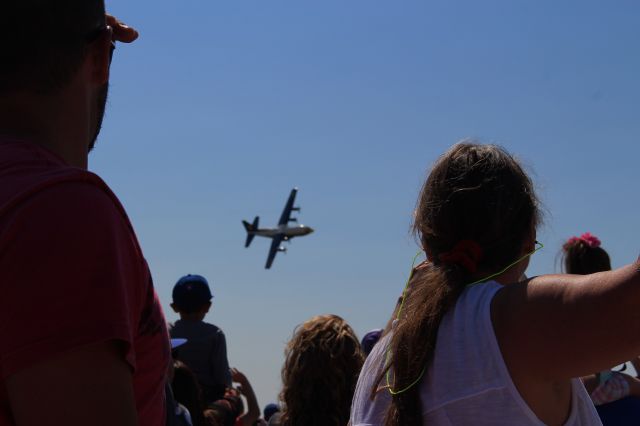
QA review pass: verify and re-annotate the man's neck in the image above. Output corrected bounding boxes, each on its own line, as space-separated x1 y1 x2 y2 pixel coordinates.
0 91 90 169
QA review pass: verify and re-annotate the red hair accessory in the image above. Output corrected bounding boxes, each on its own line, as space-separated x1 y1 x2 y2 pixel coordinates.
438 240 483 273
564 232 601 250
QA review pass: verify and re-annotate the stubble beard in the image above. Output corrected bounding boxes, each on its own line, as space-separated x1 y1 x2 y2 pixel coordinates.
88 82 109 152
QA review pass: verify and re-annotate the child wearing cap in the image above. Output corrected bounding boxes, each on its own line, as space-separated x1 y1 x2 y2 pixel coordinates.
169 274 232 403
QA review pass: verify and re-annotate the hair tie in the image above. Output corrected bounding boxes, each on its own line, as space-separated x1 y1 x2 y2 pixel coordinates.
438 240 483 273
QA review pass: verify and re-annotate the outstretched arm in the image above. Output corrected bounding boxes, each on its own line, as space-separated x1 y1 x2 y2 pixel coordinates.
232 368 260 426
7 341 137 426
493 262 640 380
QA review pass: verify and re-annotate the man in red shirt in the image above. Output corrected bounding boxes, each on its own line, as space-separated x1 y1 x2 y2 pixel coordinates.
0 2 170 425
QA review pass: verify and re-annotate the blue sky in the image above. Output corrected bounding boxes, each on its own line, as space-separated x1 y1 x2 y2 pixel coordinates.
96 0 640 406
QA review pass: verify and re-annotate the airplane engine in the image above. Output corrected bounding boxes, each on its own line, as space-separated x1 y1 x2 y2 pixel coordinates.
278 246 287 253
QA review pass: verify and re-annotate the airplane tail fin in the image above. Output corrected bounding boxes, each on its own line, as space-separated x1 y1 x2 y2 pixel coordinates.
242 216 259 247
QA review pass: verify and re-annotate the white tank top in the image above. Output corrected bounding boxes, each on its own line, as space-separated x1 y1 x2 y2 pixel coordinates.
350 281 602 426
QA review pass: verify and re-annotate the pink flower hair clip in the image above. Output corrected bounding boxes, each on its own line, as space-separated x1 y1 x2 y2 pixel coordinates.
579 232 601 248
564 232 601 250
565 236 581 247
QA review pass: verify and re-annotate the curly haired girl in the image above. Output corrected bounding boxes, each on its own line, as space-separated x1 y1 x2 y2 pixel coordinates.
276 314 364 426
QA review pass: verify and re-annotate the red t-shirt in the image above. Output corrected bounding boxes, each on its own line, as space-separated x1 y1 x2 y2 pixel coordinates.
0 139 171 425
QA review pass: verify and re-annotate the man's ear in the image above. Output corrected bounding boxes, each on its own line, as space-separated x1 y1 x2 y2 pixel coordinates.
170 303 180 314
88 27 113 86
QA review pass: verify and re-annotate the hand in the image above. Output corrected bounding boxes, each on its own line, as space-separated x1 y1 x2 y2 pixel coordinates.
106 14 139 43
225 387 241 398
231 367 249 385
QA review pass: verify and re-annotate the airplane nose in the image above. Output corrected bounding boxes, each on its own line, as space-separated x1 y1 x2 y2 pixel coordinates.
307 227 315 234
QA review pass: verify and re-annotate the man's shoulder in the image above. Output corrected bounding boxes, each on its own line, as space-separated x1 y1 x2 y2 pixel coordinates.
1 165 119 217
1 160 129 227
0 177 142 269
1 139 120 207
7 178 125 226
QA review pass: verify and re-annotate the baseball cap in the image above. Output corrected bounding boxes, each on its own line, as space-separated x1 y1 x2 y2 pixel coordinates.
172 274 213 313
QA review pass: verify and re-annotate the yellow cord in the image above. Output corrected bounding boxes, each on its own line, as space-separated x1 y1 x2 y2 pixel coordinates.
385 241 544 395
395 250 424 320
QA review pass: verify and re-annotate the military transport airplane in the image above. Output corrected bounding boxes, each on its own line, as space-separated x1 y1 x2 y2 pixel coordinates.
242 188 314 269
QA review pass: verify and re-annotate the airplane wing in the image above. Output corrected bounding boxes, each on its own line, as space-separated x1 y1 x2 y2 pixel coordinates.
278 188 298 226
265 235 284 269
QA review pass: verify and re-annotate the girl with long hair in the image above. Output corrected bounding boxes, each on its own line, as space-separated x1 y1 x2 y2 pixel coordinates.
350 143 640 425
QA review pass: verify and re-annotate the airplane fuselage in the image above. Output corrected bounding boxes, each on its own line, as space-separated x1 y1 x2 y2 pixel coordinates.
251 224 314 239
